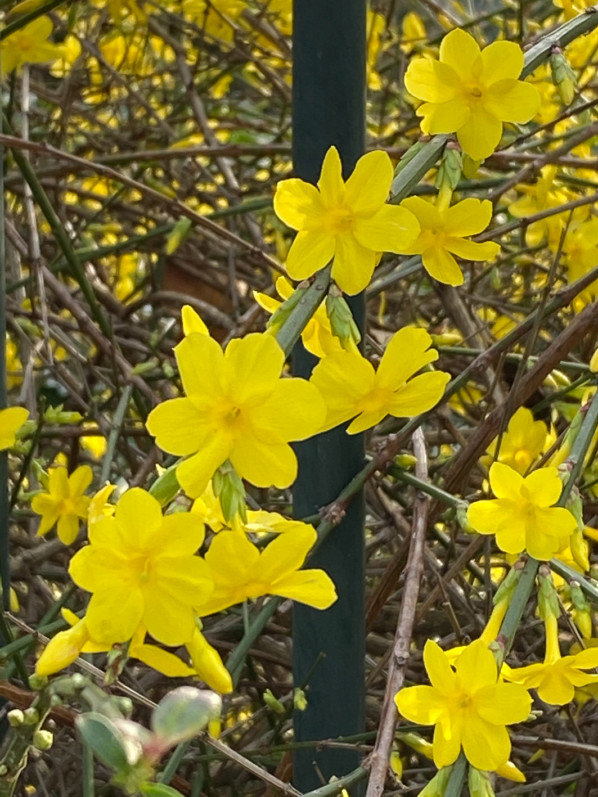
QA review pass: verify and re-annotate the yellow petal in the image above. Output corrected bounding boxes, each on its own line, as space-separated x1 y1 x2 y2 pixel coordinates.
344 150 393 215
224 333 284 401
317 146 344 208
331 233 377 295
181 305 208 336
353 204 419 253
175 332 224 398
395 685 446 725
230 435 297 489
115 488 162 546
484 79 540 123
249 378 326 443
387 371 450 417
522 467 561 507
272 570 337 609
457 107 503 161
432 717 462 767
422 247 464 285
444 198 493 237
489 462 523 499
423 639 456 694
462 717 510 770
475 682 531 724
455 639 497 689
176 437 231 498
480 40 524 83
36 620 90 676
439 29 481 81
146 398 212 456
274 177 324 230
377 327 437 389
404 57 459 103
286 230 336 281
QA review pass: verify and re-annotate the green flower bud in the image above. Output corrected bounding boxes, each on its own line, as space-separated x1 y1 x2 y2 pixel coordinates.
7 709 25 727
33 729 54 751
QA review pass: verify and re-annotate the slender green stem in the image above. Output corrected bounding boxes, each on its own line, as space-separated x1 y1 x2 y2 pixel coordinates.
157 740 190 784
388 465 465 509
275 267 331 356
301 766 368 797
82 740 95 797
100 385 133 485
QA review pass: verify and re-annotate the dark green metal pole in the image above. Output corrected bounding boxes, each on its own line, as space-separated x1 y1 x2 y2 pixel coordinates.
292 1 366 791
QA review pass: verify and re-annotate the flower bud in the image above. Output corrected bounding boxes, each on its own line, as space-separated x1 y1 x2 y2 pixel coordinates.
33 729 54 751
7 709 25 727
550 48 576 106
325 287 361 350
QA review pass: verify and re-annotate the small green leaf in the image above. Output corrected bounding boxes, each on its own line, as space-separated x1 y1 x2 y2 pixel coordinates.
151 687 222 747
76 713 130 773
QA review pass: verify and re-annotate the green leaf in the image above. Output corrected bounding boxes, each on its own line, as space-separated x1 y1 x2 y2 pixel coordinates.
151 687 221 747
76 713 130 773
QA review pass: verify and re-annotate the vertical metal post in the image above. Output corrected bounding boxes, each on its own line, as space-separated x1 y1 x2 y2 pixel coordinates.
292 0 366 791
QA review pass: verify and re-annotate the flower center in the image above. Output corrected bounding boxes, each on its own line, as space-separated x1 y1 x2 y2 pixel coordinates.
456 692 473 711
326 206 354 234
464 83 485 104
244 581 268 599
357 386 393 415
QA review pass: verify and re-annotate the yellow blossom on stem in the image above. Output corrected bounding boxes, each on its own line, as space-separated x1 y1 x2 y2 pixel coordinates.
484 407 550 475
32 465 92 545
0 407 28 450
146 332 325 498
36 609 232 693
273 146 419 295
253 277 343 358
467 463 577 560
405 29 540 160
196 528 337 616
398 196 500 286
192 483 312 537
503 613 598 705
310 327 450 434
0 16 62 74
69 488 212 646
395 638 531 771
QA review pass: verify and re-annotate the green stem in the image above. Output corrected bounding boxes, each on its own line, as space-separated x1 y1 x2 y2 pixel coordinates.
301 766 368 797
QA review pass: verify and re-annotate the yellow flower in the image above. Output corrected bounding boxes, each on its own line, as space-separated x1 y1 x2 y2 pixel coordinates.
0 407 28 450
69 488 212 646
192 482 309 537
484 407 549 475
254 277 343 358
196 528 337 616
0 16 61 73
32 465 92 545
563 219 598 306
405 29 540 160
273 146 419 295
467 463 577 560
398 197 500 286
146 332 325 498
36 609 232 693
508 167 580 248
395 638 531 771
310 327 450 434
503 613 598 705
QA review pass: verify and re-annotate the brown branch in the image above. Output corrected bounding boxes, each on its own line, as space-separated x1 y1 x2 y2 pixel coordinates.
365 428 430 797
441 300 598 499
